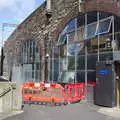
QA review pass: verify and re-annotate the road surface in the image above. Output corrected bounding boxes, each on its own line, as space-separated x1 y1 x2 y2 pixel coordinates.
3 102 120 120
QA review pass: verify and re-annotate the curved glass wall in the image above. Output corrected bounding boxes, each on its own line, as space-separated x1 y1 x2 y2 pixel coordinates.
52 11 120 84
20 40 40 82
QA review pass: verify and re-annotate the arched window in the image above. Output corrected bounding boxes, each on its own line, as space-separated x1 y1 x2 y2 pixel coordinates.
20 40 40 82
54 11 120 84
20 40 39 64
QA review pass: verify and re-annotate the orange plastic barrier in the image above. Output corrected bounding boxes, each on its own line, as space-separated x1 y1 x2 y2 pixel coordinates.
22 83 65 105
22 82 85 105
64 83 85 103
22 82 34 103
31 83 65 104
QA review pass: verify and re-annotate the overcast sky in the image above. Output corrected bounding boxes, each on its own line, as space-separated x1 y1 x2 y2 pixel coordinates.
0 0 45 47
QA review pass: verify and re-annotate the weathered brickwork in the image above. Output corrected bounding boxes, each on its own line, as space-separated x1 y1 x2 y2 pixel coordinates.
4 0 120 80
85 0 120 14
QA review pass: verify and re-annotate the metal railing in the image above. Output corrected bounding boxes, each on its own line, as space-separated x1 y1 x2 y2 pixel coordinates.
0 87 11 98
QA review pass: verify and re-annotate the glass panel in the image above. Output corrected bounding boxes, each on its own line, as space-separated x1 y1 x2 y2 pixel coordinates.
59 34 67 45
76 71 85 83
54 45 60 57
60 45 67 56
60 57 67 71
35 70 40 82
100 52 113 61
60 72 75 83
58 19 76 45
97 17 112 35
67 43 82 56
87 12 97 24
20 40 40 82
67 31 75 42
87 54 97 69
114 16 120 33
115 33 120 48
77 55 85 70
77 26 84 41
77 71 96 83
99 12 112 20
66 19 75 33
87 22 97 39
87 71 96 82
53 59 59 82
77 15 85 27
88 38 98 53
68 56 75 70
88 36 114 53
61 26 68 35
50 58 53 82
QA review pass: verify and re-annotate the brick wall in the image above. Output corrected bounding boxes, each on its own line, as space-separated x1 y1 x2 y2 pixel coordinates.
85 0 120 14
4 0 80 80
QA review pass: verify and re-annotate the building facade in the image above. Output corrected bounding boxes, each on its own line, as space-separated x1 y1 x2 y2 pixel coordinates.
4 0 120 106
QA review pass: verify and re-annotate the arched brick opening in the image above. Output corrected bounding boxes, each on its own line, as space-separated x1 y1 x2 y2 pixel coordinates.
84 0 120 15
54 9 120 43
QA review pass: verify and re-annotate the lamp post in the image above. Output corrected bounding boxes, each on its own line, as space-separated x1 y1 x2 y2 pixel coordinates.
45 53 49 83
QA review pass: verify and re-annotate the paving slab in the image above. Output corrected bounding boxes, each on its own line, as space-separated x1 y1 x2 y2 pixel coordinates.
0 111 23 120
98 107 120 118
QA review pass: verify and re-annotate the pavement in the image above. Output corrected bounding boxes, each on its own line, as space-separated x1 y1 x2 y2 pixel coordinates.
0 110 23 120
2 101 120 120
98 106 120 118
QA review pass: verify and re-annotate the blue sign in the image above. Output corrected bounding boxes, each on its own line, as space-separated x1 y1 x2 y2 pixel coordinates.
99 69 109 76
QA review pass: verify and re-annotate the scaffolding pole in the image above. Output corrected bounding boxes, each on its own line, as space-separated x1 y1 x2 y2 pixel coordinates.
85 13 88 101
67 34 69 72
97 11 100 62
75 18 78 84
52 46 54 83
59 44 61 82
112 16 115 55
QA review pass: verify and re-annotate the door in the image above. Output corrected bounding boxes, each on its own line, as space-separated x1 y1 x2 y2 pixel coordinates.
94 61 116 107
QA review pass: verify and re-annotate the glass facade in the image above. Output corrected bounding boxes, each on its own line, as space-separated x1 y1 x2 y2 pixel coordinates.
52 11 120 84
18 12 120 84
20 40 40 82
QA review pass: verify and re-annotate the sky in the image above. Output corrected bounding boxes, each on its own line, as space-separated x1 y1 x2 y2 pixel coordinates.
0 0 45 48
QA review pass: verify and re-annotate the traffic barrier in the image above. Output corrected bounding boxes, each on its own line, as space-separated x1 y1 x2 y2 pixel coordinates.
22 83 66 105
22 82 86 105
22 82 34 104
64 83 85 103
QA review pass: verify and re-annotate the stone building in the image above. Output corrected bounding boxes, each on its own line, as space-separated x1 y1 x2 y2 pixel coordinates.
3 0 120 106
4 0 82 82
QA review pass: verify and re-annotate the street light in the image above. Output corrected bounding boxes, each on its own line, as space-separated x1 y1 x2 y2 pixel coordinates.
46 53 49 58
45 53 49 83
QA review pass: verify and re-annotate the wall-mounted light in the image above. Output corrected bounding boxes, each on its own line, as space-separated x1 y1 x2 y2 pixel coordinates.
46 0 51 13
46 53 49 58
79 0 84 12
